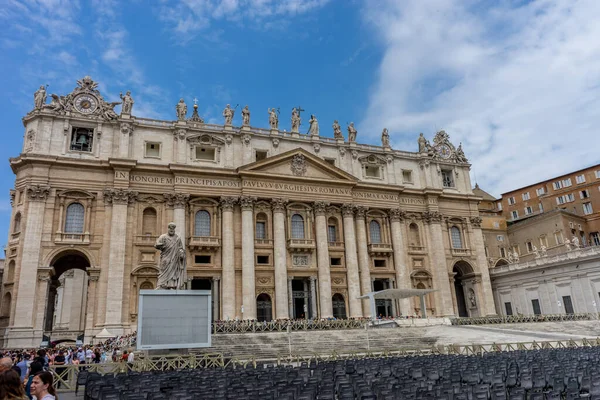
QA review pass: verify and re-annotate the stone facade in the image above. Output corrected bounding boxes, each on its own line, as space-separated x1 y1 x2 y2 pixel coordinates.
1 77 493 347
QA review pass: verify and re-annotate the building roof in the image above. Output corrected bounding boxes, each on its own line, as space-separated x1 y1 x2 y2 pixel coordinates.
473 184 498 201
500 163 600 196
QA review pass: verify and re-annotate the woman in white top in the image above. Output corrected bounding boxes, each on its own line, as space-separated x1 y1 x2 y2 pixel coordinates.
29 371 57 400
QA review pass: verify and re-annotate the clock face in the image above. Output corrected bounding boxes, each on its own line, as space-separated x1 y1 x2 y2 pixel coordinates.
74 94 98 114
437 144 452 159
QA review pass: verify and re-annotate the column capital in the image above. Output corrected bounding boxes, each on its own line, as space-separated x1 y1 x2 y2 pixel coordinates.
288 276 294 282
163 192 190 209
388 208 407 222
341 203 355 217
355 206 368 219
421 210 442 224
104 188 138 205
313 201 329 216
219 196 238 211
239 196 257 211
309 276 317 282
469 216 483 228
26 184 51 202
213 276 221 282
271 197 288 212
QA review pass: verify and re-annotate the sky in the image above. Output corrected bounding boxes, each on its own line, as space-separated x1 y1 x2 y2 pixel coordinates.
0 0 599 246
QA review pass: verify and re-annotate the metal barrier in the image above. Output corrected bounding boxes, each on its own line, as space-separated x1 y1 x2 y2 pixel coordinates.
450 313 598 325
212 319 369 333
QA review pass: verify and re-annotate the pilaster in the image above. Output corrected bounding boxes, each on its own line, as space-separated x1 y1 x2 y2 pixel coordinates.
354 206 372 317
469 216 496 315
220 197 237 320
423 211 454 316
313 201 333 318
240 196 257 320
389 209 411 314
272 198 289 319
341 204 362 318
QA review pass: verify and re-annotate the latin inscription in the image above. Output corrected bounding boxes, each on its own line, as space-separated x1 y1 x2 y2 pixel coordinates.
399 197 424 205
354 191 399 201
243 180 351 195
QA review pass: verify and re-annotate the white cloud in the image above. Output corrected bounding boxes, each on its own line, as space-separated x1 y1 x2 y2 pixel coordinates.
359 0 600 196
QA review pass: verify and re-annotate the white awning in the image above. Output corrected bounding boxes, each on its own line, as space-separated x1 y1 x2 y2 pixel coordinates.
94 328 116 339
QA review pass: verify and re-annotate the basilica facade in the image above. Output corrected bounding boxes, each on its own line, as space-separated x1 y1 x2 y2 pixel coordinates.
1 77 494 347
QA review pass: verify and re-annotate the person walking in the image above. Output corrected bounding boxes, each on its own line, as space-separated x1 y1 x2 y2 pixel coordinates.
29 371 58 400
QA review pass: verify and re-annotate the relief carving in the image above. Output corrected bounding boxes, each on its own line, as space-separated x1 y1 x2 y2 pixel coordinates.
470 216 483 228
290 154 307 176
355 206 368 219
388 208 406 222
313 201 329 216
271 198 287 213
104 188 138 205
163 192 190 209
421 211 442 224
219 196 238 211
239 196 256 210
341 204 355 217
26 185 51 202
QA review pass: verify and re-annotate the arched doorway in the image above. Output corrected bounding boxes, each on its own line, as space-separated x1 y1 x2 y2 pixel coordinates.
256 293 272 322
453 261 474 318
332 294 346 319
45 251 90 333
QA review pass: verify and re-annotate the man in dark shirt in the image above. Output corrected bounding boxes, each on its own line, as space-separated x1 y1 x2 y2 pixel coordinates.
53 350 66 388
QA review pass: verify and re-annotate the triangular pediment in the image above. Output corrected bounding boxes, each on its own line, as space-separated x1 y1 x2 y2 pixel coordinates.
238 148 358 183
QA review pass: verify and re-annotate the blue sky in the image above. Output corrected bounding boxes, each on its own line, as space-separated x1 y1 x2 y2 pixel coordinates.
1 0 600 246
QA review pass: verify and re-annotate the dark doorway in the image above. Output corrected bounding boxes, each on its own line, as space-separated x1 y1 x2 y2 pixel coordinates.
256 293 272 322
332 294 346 319
373 279 392 317
453 267 468 317
292 279 309 319
562 295 574 314
191 279 212 290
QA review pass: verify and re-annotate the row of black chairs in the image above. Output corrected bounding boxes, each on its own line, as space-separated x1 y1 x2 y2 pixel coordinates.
82 347 600 399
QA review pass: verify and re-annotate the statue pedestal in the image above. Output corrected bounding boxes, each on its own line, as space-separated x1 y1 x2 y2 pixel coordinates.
270 129 279 136
223 125 233 131
241 125 250 131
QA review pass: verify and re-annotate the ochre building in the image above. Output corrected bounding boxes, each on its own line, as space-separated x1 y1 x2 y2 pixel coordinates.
1 77 494 347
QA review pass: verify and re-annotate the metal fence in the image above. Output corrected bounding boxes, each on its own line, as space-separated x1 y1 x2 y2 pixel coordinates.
212 319 369 333
450 313 598 325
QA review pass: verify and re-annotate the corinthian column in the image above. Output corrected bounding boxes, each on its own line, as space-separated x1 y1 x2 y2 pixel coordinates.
423 211 454 316
469 216 496 315
313 201 333 318
164 193 190 245
389 209 411 314
342 204 363 318
272 198 289 319
240 196 257 320
12 185 50 329
104 188 138 333
220 197 237 320
354 206 372 317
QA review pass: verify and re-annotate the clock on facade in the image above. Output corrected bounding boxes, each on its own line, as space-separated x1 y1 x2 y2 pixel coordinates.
74 94 98 114
437 144 452 159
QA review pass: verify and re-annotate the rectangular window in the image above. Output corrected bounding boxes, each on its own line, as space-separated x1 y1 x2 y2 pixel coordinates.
256 255 269 264
531 299 541 315
539 203 544 212
195 255 211 264
522 192 530 201
497 235 504 242
497 202 503 211
562 296 574 314
255 222 266 239
195 147 215 161
526 241 533 252
583 202 593 215
580 189 590 199
525 206 533 215
327 225 337 242
402 170 413 183
441 170 454 188
536 187 546 196
553 181 563 190
576 174 586 184
591 232 600 246
556 196 565 205
505 302 513 316
500 247 506 258
365 165 381 178
374 259 386 267
255 150 268 161
70 127 94 152
567 193 574 202
563 178 572 187
555 232 563 245
324 158 336 166
330 257 342 266
508 197 516 205
145 142 161 158
596 170 600 179
511 210 519 219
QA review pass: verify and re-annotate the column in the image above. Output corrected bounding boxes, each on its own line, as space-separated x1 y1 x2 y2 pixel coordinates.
12 185 50 329
469 217 497 316
104 188 137 332
164 193 189 244
118 123 132 158
288 277 294 318
84 269 100 341
313 202 333 318
389 279 397 317
423 211 454 316
220 197 236 320
389 209 411 315
354 206 372 317
33 268 53 332
59 271 75 329
53 279 65 329
272 199 289 319
240 196 257 320
309 276 318 319
341 204 363 318
213 277 220 320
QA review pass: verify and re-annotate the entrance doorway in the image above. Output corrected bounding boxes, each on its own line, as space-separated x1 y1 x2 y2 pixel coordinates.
191 278 211 290
190 278 217 321
332 294 347 319
373 279 393 317
453 262 474 317
256 294 273 322
291 279 313 319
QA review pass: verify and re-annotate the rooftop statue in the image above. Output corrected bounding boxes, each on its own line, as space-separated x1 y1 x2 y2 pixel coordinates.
241 105 250 126
223 104 235 125
381 128 390 148
418 133 427 153
155 222 186 290
291 108 301 133
268 108 279 129
176 98 187 121
34 85 47 110
332 120 343 140
120 91 134 115
347 122 357 142
308 114 319 136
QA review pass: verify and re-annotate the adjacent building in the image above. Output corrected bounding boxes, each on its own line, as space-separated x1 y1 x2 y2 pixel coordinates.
0 76 494 347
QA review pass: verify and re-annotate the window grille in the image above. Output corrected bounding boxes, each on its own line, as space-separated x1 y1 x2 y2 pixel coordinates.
328 225 337 242
291 214 305 239
194 210 211 236
450 226 463 248
369 220 382 244
256 221 266 239
64 203 85 233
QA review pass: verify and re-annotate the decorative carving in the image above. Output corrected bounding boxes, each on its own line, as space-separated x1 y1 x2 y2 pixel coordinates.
9 190 15 206
332 277 344 285
24 129 36 152
313 201 329 215
26 185 51 201
272 138 279 148
155 222 186 289
220 196 238 211
469 217 483 228
176 98 187 121
239 196 256 210
313 143 320 153
455 143 468 163
292 255 309 266
119 91 134 115
418 133 427 153
88 275 100 282
386 155 393 164
308 114 319 136
422 211 442 223
173 128 186 140
351 150 358 160
241 133 252 146
38 275 51 282
222 104 235 125
268 107 279 129
468 288 476 307
355 206 368 219
388 208 406 222
104 188 138 205
381 128 390 148
120 123 134 136
347 122 357 142
257 276 271 285
271 198 287 212
138 194 165 204
290 154 307 176
34 85 47 110
225 134 233 145
341 204 355 217
188 104 204 123
291 107 301 133
339 147 346 157
163 193 190 208
241 105 250 126
333 120 343 140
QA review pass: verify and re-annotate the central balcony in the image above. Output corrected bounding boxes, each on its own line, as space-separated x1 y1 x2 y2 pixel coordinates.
451 248 471 257
287 238 316 252
368 243 393 255
189 236 221 252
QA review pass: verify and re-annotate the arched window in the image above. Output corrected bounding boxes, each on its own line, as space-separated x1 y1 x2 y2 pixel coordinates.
194 210 211 236
369 220 382 244
409 223 421 247
332 293 347 319
1 293 11 317
256 212 267 240
450 226 463 249
142 207 157 236
256 293 272 322
6 261 15 282
13 213 21 234
327 217 338 242
64 203 85 233
291 214 305 239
